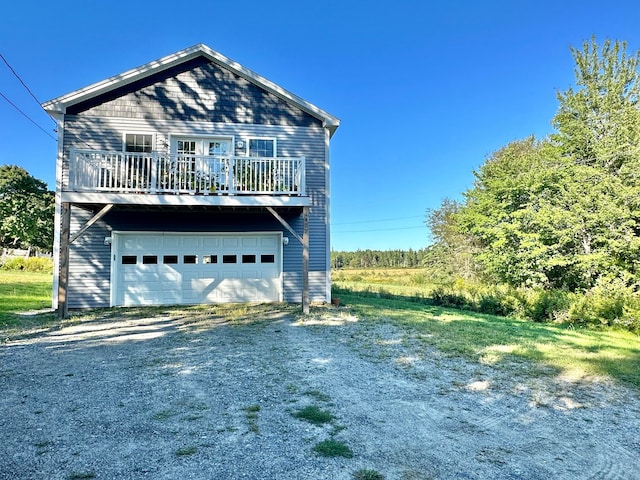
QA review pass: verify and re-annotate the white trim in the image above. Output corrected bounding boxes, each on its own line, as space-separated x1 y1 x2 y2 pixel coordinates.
324 127 332 303
245 137 277 157
168 134 234 156
42 44 340 136
122 131 156 153
109 231 119 306
51 116 65 310
60 191 311 207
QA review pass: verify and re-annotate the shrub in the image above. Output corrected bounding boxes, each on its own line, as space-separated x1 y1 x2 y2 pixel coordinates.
478 292 512 317
0 256 53 273
617 304 640 333
521 289 573 323
568 279 638 328
429 287 471 310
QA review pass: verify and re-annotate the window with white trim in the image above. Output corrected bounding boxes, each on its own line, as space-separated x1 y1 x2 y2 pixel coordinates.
125 134 153 153
248 138 275 157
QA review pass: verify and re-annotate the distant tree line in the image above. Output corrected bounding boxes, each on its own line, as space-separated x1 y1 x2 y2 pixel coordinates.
331 248 429 269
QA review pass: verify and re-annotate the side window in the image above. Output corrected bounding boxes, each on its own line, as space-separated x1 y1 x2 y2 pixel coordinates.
183 255 197 264
125 134 153 153
260 254 275 264
223 255 237 264
142 255 158 264
242 255 256 264
248 138 275 157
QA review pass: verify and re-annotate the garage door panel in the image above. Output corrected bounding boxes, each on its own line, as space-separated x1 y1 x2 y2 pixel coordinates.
222 237 239 248
162 236 182 248
202 237 220 248
241 237 258 248
114 232 281 306
182 236 201 249
260 237 277 247
140 237 162 250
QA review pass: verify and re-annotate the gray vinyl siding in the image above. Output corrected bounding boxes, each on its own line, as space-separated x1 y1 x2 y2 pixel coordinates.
68 207 112 309
61 55 330 308
66 58 318 128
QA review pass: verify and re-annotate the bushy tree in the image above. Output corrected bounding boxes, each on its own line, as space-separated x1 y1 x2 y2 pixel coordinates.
425 198 479 282
0 165 54 251
446 37 640 292
457 137 640 290
553 36 640 172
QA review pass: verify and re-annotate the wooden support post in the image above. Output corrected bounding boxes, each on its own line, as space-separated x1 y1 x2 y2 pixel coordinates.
266 206 310 314
302 206 309 315
57 202 71 319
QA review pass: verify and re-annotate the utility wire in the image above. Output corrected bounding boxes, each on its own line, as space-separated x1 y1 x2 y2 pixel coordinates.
0 52 57 125
0 91 57 141
332 225 425 233
332 215 424 226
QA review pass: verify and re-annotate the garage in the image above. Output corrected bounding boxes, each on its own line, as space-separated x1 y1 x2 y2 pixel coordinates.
111 232 283 306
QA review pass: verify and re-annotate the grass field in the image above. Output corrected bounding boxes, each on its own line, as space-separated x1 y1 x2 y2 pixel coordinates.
333 275 640 389
0 271 54 330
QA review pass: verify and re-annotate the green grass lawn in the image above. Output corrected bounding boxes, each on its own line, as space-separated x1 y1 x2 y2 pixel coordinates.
0 271 54 330
334 288 640 390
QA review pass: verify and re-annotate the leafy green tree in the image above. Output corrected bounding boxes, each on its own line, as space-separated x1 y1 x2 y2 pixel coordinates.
425 198 479 282
0 165 54 251
450 37 640 292
553 36 640 172
458 137 557 287
459 137 640 290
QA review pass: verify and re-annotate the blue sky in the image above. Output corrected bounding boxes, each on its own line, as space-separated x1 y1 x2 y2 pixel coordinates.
2 1 640 251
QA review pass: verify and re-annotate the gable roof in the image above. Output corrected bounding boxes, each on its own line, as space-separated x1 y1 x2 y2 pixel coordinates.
42 44 340 137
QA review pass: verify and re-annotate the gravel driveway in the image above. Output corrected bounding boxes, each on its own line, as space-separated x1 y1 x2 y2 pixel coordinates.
1 305 639 479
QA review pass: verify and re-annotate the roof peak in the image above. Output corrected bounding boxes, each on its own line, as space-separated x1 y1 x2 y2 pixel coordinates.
42 44 339 135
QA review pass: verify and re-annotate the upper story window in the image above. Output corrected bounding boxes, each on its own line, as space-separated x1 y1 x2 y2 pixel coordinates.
125 134 153 153
248 138 275 157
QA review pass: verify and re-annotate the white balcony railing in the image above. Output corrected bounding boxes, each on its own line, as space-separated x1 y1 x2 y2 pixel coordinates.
68 150 306 196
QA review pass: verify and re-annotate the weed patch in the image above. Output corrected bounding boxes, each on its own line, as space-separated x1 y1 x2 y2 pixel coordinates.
152 409 175 420
243 404 261 433
67 472 96 480
304 389 331 402
313 439 353 458
175 446 198 456
292 405 334 425
353 469 385 480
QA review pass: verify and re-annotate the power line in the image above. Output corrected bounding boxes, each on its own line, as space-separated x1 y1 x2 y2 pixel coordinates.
332 215 424 226
0 52 57 125
332 225 425 233
0 91 56 141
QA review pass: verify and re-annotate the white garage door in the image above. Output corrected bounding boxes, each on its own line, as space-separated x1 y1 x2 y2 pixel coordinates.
111 232 282 306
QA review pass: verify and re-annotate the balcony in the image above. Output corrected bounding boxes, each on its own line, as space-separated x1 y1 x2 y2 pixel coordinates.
67 150 306 199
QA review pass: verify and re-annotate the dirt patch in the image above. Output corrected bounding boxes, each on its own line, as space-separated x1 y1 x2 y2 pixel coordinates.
1 306 638 479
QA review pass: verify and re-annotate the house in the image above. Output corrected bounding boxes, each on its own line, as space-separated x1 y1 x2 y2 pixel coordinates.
42 44 340 317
